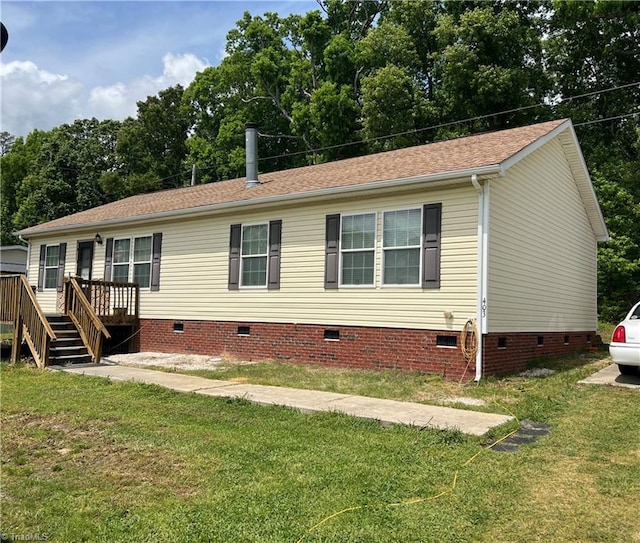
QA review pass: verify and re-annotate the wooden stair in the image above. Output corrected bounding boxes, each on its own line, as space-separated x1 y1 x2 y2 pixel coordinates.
46 314 92 365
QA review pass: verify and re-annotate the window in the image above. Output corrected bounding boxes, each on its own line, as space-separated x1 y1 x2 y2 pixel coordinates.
228 221 282 290
38 243 66 292
341 213 376 286
241 224 268 287
104 233 162 290
44 245 60 289
325 204 441 289
111 236 152 287
383 208 422 285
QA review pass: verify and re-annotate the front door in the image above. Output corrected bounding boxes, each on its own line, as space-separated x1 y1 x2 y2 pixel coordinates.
76 241 94 280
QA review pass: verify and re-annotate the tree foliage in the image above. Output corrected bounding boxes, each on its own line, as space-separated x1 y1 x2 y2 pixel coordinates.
1 0 638 320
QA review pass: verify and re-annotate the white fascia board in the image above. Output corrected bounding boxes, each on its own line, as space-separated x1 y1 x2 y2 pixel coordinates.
499 119 573 173
18 164 502 239
563 123 610 242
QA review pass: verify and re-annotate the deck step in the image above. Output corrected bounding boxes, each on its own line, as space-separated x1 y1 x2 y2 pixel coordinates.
46 314 92 364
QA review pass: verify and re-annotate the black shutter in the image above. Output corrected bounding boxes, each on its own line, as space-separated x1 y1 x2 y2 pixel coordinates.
228 224 241 290
150 233 163 291
422 203 442 289
104 238 114 280
325 214 340 289
37 245 46 291
56 243 67 292
267 220 282 290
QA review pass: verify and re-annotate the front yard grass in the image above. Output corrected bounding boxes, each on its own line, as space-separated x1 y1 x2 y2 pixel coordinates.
1 353 639 542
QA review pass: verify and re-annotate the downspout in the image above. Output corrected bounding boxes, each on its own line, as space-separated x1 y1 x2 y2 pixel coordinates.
471 174 489 381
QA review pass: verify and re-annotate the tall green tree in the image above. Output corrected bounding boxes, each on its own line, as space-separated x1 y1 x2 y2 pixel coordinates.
433 4 550 134
112 85 191 195
11 119 121 232
549 0 640 320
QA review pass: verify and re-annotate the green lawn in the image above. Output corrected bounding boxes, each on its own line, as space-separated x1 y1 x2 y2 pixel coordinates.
1 353 639 543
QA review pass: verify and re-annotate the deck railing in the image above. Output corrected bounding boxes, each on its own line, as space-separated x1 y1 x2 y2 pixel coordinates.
72 277 140 323
0 274 56 367
64 277 111 362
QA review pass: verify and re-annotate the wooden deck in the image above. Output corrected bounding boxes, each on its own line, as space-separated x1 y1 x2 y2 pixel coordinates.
1 275 139 366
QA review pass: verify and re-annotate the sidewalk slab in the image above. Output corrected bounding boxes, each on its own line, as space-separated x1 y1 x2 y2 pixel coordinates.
197 383 351 412
51 363 514 436
52 364 231 392
325 395 512 436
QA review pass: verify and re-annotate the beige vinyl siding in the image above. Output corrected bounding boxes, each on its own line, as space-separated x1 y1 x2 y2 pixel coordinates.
28 184 478 331
488 138 598 332
26 235 87 314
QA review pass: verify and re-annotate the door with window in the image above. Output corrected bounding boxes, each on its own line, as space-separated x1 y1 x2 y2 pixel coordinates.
76 241 94 280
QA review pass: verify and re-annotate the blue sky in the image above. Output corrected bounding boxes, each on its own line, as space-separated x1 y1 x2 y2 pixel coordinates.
0 1 318 137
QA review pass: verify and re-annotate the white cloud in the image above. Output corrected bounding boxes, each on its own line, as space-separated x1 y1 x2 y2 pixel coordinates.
0 60 84 136
1 53 209 137
87 52 209 121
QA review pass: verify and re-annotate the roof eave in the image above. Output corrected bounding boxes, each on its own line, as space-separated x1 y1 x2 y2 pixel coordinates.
17 164 502 238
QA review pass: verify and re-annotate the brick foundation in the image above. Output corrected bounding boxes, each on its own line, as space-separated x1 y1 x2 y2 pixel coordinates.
482 331 597 376
135 318 596 378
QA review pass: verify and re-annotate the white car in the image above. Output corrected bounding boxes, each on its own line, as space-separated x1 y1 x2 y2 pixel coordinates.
609 301 640 375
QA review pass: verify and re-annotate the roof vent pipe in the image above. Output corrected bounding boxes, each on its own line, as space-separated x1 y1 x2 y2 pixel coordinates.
245 122 259 188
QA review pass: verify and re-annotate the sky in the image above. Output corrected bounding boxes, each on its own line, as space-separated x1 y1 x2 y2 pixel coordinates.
0 0 318 137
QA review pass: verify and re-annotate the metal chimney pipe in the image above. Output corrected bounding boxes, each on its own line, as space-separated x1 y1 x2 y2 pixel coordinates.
245 122 259 188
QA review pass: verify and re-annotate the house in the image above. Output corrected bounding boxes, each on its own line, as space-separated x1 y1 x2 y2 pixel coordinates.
0 245 27 274
12 119 609 378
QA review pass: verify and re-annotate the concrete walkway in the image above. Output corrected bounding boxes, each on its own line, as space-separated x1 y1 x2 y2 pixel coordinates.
49 363 513 436
578 363 640 389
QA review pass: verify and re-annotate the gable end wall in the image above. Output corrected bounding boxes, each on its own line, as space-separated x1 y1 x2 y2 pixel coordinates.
487 137 598 333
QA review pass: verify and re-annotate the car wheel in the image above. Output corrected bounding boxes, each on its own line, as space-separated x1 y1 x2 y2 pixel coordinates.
618 364 639 376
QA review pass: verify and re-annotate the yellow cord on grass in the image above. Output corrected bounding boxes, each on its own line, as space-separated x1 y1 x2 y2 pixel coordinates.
296 401 520 542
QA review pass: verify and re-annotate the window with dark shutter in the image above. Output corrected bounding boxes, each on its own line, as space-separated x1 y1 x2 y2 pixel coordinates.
422 203 442 289
228 224 241 290
325 214 340 289
267 220 282 290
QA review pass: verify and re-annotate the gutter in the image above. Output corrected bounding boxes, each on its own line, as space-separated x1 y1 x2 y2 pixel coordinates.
17 164 503 239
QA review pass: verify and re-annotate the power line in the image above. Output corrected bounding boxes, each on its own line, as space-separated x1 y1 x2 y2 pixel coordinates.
259 81 640 163
574 111 640 127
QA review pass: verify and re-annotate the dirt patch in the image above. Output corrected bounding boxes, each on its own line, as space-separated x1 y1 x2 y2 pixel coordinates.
104 352 226 371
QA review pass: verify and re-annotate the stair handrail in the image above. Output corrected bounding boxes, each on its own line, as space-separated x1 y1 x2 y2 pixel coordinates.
0 274 56 368
64 276 111 363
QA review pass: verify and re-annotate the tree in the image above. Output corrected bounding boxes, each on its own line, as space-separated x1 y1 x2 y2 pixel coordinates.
9 120 121 233
0 137 27 244
115 85 191 193
0 131 15 156
433 5 550 134
549 0 640 321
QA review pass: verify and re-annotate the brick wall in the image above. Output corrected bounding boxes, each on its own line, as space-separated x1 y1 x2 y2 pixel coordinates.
136 318 596 378
482 331 596 376
138 319 473 379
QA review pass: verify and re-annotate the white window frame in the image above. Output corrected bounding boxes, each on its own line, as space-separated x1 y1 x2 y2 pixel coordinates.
240 222 269 289
43 244 60 291
381 206 423 287
339 211 377 288
111 235 153 289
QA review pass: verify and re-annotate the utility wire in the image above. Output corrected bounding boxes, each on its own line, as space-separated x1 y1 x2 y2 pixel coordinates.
259 81 640 163
574 111 640 127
